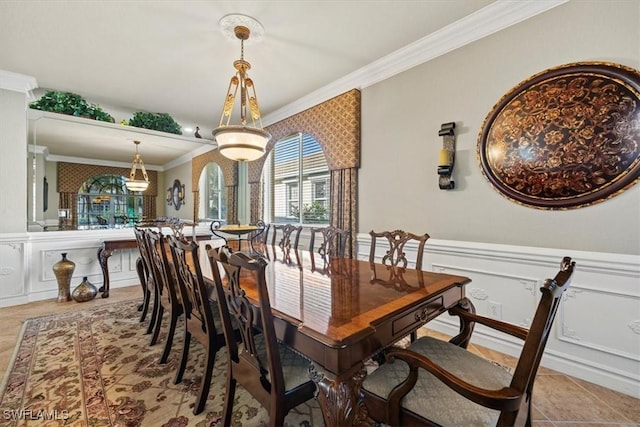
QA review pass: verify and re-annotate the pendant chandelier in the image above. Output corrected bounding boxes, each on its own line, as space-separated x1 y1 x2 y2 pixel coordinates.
212 18 271 162
125 140 149 192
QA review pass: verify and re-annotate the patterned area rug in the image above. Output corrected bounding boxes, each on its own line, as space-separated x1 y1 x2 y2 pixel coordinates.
0 301 324 426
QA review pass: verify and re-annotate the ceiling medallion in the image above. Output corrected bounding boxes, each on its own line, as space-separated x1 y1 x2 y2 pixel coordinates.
219 14 264 45
477 62 640 210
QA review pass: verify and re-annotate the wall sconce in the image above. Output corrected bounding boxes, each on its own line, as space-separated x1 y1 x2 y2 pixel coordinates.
166 188 173 206
437 122 456 190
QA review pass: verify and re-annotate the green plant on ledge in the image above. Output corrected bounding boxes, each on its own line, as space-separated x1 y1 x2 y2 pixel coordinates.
29 91 115 122
128 111 182 135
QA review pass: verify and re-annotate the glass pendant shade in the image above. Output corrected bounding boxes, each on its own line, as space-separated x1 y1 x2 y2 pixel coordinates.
125 179 149 192
213 125 270 162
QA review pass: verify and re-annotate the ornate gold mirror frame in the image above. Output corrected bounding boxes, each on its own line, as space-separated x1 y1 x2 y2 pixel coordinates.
477 62 640 209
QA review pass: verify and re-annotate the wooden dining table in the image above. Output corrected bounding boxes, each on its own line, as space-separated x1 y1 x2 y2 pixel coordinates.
200 244 472 427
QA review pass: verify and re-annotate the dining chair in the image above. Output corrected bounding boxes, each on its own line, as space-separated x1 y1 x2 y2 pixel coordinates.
362 256 576 427
134 226 159 337
145 228 183 364
250 219 270 245
206 245 316 427
166 235 229 415
369 229 430 342
369 229 430 270
309 225 350 258
271 223 303 250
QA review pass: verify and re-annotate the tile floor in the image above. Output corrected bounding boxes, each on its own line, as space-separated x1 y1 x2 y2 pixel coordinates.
0 285 638 426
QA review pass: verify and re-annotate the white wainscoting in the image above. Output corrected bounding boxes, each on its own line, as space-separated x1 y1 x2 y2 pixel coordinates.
0 225 219 307
357 233 640 398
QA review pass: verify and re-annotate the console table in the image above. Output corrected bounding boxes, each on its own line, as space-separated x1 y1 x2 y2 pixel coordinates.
97 233 212 298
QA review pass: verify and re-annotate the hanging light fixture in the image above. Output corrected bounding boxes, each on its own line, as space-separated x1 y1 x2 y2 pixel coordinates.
125 140 149 192
212 17 271 162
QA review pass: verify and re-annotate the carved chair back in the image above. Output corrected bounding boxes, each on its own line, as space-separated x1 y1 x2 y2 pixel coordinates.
309 225 350 258
207 245 316 425
166 234 226 414
145 228 183 362
271 223 303 249
134 226 161 336
369 229 429 270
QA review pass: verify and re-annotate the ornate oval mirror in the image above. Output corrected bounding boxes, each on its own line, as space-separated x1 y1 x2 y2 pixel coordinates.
171 179 185 210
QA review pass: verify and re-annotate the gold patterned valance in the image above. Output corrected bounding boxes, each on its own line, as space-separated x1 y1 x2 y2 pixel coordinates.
247 89 361 184
477 62 640 209
57 162 158 196
191 149 238 189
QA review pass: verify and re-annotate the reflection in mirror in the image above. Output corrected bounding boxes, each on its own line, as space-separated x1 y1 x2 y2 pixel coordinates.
76 175 143 229
198 162 226 224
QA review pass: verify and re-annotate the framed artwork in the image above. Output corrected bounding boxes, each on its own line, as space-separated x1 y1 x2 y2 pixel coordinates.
477 62 640 209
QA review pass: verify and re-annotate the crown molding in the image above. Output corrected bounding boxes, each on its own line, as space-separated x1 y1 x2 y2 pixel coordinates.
0 69 38 95
263 0 569 126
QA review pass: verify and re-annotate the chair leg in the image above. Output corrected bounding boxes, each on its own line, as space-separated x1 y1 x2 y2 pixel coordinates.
135 257 146 312
150 304 164 346
193 347 216 415
410 330 417 343
174 330 191 384
271 406 286 427
159 310 179 364
221 375 237 427
145 283 159 335
139 288 150 322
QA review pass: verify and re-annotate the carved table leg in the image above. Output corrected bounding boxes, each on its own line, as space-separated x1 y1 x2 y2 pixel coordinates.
97 244 114 298
309 363 374 427
448 297 476 348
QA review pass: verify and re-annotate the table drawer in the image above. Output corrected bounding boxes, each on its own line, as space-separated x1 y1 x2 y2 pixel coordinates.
392 296 445 337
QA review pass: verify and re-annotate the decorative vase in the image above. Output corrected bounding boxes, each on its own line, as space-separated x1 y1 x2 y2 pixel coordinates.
53 252 75 302
72 276 98 302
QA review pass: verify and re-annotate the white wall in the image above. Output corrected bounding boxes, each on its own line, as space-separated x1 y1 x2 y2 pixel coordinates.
163 160 193 220
0 88 29 234
359 0 640 255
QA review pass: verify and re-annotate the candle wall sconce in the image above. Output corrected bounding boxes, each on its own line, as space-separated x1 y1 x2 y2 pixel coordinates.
437 122 456 190
167 179 186 210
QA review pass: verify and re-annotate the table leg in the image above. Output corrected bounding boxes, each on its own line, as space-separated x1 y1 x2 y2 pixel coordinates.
97 244 114 298
309 363 373 427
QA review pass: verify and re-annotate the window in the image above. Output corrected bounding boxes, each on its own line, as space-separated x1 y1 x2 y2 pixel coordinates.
268 133 330 225
198 162 226 222
77 174 143 229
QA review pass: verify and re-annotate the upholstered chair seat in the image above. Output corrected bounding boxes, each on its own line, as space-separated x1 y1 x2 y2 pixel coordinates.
363 336 513 426
252 333 314 391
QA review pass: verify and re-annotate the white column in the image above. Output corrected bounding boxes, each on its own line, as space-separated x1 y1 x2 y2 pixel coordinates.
0 70 38 233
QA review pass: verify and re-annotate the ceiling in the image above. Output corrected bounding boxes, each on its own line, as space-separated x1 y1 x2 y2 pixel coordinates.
0 1 560 168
